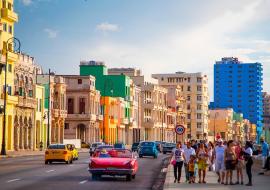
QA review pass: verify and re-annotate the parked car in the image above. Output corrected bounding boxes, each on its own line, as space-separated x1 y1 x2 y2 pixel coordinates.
138 141 158 158
89 149 138 181
45 144 73 164
162 143 176 154
131 142 140 152
67 144 79 160
89 142 105 156
113 142 125 149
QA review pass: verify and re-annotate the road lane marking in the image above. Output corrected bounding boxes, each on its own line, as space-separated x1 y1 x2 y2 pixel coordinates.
7 179 21 183
46 169 55 173
79 180 88 184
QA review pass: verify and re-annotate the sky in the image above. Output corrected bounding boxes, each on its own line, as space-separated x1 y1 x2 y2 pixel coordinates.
15 0 270 100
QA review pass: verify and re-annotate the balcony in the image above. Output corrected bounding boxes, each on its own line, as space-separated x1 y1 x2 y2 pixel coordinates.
17 96 36 109
121 118 129 125
1 8 18 22
67 113 96 120
60 110 67 118
52 109 60 117
7 51 18 62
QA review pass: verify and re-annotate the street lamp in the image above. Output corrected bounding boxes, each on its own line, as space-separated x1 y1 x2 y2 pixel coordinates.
1 37 21 155
102 79 113 143
214 112 219 141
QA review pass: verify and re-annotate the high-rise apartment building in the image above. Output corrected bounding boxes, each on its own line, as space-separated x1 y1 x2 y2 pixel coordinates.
213 57 263 141
152 72 209 140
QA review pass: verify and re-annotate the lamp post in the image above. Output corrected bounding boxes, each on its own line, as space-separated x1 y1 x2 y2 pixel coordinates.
214 112 219 141
102 79 113 143
1 37 21 155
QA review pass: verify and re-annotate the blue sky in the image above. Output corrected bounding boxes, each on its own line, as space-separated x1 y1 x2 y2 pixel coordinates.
15 0 270 98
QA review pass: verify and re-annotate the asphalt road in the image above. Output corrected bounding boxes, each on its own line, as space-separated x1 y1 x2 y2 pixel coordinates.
0 152 170 190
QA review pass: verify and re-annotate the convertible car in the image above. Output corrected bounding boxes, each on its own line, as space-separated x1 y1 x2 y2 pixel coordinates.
88 149 138 181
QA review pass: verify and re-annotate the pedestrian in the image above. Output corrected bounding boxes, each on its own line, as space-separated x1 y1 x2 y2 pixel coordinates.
244 141 253 186
172 142 186 183
235 141 244 185
191 139 198 151
212 138 225 184
259 137 269 175
188 155 196 183
207 141 214 171
196 142 208 183
183 141 196 182
224 140 237 185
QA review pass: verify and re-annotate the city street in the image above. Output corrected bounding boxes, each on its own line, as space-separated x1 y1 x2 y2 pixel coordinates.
0 152 169 190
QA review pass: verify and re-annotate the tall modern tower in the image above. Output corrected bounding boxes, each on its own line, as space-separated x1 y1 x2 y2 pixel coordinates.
213 57 263 142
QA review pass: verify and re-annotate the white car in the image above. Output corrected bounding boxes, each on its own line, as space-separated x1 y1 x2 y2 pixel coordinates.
89 142 105 156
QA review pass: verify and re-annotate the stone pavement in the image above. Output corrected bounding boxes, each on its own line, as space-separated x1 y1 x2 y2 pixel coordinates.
164 161 270 190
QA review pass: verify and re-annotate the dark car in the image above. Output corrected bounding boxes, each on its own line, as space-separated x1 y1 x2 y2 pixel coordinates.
132 142 140 152
138 141 158 158
162 143 176 154
114 143 125 149
89 142 104 156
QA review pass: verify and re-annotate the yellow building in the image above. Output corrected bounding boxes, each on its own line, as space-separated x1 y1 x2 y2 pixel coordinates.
0 0 19 151
35 84 47 150
101 96 119 144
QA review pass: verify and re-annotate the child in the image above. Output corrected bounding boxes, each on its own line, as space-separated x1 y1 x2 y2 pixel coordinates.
188 155 196 183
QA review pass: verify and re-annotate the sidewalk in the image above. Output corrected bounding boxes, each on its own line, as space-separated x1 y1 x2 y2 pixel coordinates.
164 161 270 190
0 148 89 159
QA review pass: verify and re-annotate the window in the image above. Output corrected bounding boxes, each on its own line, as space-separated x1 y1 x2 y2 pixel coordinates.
3 23 7 32
39 99 42 112
187 114 191 119
187 77 191 82
197 77 202 83
187 104 190 110
8 64 12 72
197 104 202 110
68 98 74 114
197 113 202 119
78 79 82 84
187 95 191 101
7 86 12 95
2 1 6 8
8 2 12 10
8 25 12 34
197 123 202 128
197 85 202 92
79 98 85 114
187 123 191 128
197 95 202 101
187 86 191 91
64 123 69 130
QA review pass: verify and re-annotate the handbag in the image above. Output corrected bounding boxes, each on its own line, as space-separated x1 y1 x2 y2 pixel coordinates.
171 159 176 165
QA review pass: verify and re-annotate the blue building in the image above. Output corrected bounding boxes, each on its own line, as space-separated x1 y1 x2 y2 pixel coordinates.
213 57 263 142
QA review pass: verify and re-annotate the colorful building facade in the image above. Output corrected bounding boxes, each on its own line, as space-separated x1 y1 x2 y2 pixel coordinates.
213 57 263 142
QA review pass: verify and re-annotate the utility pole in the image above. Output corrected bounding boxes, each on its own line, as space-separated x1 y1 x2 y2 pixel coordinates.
47 69 51 147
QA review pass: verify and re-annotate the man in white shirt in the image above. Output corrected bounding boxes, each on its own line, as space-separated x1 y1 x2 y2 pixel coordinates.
212 139 225 184
183 142 196 182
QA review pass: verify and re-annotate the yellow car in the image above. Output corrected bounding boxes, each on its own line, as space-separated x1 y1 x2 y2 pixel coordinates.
45 144 73 164
67 144 79 160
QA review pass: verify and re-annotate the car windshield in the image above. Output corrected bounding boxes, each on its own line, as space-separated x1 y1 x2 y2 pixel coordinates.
114 144 124 148
92 143 100 148
99 153 111 158
132 143 139 147
165 143 175 147
141 142 154 147
96 145 113 151
48 144 65 149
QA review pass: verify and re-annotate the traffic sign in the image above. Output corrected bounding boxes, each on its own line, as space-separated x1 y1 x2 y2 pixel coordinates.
175 125 185 135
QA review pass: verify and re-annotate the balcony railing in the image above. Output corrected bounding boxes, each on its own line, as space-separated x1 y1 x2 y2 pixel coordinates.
17 96 37 109
1 8 18 22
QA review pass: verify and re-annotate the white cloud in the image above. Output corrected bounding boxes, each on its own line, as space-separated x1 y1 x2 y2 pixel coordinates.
44 28 58 39
21 0 32 6
83 0 270 98
96 22 119 33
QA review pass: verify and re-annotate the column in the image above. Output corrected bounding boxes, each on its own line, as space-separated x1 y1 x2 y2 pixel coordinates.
24 126 28 149
28 126 33 150
19 125 24 150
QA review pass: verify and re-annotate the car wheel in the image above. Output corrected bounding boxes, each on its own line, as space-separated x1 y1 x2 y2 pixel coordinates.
126 174 132 181
65 160 69 164
92 174 100 180
70 158 73 164
132 174 136 179
139 155 142 158
154 155 157 159
163 151 166 154
45 160 49 164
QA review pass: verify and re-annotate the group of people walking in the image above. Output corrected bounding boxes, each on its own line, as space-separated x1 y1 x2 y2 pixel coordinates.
172 138 259 186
